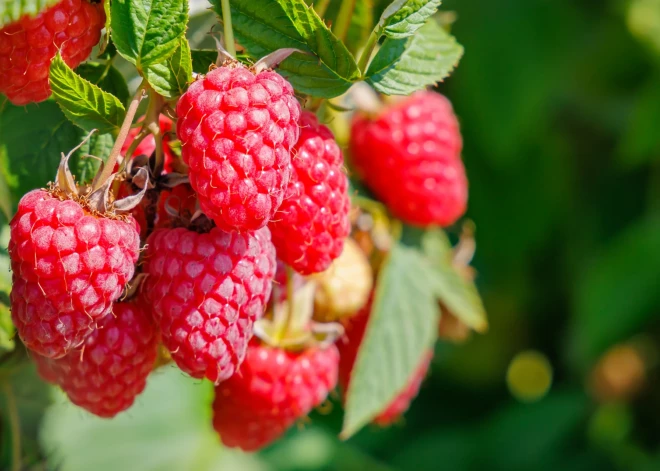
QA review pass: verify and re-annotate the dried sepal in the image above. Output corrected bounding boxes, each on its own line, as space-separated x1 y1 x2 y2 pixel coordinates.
114 167 150 212
252 48 305 74
56 152 78 197
160 172 190 188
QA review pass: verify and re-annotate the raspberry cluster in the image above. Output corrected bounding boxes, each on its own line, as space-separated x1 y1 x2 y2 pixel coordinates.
7 30 467 448
0 0 105 105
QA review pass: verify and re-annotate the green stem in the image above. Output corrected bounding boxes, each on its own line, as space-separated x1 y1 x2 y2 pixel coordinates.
3 383 21 471
357 30 379 75
220 0 236 57
145 89 165 175
121 129 149 168
92 82 147 192
333 0 355 42
314 0 331 18
274 266 297 343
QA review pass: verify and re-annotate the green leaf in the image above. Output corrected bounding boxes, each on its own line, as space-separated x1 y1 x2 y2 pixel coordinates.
571 218 660 366
0 300 13 353
190 50 252 74
191 50 218 74
211 0 360 97
378 0 441 39
0 166 11 221
75 62 130 105
341 243 439 438
111 0 189 70
49 54 126 134
40 368 229 471
0 0 59 28
0 101 80 206
70 132 113 185
366 19 463 95
0 101 106 209
422 229 488 333
144 37 193 99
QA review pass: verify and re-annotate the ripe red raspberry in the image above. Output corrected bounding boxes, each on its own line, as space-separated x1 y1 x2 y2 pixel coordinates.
142 226 276 382
338 302 433 425
9 190 140 358
0 0 105 105
176 65 301 232
32 301 158 418
268 111 350 275
349 91 467 227
212 341 339 451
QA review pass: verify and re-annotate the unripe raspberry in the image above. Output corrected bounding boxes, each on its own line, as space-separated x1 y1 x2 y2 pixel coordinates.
338 301 432 425
143 226 276 383
176 64 300 232
0 0 105 105
350 91 467 227
269 111 350 274
212 341 339 451
9 190 140 358
32 301 158 418
312 238 373 322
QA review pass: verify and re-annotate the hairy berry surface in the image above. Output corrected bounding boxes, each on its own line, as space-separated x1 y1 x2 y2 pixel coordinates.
350 91 467 227
9 190 140 358
212 341 339 451
176 65 300 232
33 301 158 418
0 0 105 105
269 111 350 274
143 226 276 382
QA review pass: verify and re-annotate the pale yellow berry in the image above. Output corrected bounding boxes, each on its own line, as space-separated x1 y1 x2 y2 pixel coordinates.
312 238 373 322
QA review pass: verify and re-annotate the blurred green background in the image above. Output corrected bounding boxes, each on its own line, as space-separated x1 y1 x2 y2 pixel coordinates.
4 0 660 469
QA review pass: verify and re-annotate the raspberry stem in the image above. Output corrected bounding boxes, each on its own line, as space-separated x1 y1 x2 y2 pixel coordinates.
2 383 20 471
357 30 379 75
332 0 355 42
220 0 236 57
314 0 331 18
272 266 298 344
145 89 165 175
92 82 147 192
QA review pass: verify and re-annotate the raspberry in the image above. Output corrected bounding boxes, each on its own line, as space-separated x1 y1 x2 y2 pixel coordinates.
142 226 276 382
0 0 105 105
176 64 301 232
212 341 339 451
338 302 432 425
9 190 140 358
269 111 350 274
32 301 158 418
349 91 467 227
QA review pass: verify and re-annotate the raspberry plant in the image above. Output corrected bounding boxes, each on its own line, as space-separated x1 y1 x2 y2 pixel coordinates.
0 0 487 465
